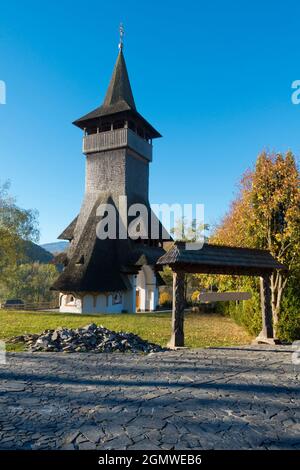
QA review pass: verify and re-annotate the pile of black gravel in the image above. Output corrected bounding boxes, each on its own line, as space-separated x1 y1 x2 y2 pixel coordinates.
11 323 167 354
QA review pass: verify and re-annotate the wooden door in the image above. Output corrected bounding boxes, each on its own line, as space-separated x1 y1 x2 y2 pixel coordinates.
136 289 140 311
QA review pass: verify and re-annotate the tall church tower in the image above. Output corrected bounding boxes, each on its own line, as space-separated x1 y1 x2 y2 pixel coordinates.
52 32 166 314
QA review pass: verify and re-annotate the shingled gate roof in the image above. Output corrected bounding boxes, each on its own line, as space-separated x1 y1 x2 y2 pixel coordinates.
156 242 287 276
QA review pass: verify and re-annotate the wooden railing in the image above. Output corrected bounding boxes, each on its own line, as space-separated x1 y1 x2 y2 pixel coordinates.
83 128 152 161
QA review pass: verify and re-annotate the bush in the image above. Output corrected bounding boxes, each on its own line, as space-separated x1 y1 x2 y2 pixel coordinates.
277 308 300 342
159 291 172 308
278 282 300 342
217 284 300 342
191 290 200 304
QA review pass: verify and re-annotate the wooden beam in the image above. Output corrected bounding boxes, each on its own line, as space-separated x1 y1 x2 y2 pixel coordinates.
167 263 271 277
199 291 252 302
168 271 185 349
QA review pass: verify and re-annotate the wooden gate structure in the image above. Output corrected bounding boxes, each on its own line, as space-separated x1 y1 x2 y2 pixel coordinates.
156 242 287 348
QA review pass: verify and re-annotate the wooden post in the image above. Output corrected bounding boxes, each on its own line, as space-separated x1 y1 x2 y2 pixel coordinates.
168 270 185 349
254 274 277 344
260 274 274 338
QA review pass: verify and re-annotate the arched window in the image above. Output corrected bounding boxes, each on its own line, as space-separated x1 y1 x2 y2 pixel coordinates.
65 295 75 305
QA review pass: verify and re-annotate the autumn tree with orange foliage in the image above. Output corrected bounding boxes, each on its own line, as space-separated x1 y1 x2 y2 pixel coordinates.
212 151 300 336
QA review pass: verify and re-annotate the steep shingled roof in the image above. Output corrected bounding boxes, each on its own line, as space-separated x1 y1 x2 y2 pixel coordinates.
102 49 136 110
73 49 161 138
58 215 78 241
52 194 167 293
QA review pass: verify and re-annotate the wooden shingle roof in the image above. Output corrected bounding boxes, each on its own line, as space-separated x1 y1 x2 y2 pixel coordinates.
102 48 136 110
58 215 78 241
52 194 168 293
156 242 286 276
73 49 161 138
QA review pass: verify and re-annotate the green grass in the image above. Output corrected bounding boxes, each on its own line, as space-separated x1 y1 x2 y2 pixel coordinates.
0 309 253 351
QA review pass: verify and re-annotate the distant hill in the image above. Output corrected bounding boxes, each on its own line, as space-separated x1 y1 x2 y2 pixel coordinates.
23 241 54 263
41 241 69 254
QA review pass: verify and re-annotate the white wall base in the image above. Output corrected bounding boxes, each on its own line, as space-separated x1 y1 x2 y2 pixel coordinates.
59 265 159 314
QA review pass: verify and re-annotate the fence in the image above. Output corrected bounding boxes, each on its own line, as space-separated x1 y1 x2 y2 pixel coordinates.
0 301 59 311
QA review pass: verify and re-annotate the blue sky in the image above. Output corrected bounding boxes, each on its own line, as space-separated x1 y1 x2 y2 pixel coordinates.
1 0 300 244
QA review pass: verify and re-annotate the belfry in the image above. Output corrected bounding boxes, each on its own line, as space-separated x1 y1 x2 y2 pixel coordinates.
52 28 168 313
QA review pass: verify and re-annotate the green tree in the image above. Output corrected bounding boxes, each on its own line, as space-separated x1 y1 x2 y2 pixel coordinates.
3 263 58 303
212 151 300 337
0 181 39 280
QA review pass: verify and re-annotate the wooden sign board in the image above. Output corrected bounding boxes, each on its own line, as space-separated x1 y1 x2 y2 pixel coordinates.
199 292 252 302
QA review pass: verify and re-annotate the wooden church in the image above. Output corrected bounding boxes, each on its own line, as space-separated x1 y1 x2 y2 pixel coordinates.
52 36 168 314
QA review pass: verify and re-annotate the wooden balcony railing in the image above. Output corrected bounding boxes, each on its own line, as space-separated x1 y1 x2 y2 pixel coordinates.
83 128 152 161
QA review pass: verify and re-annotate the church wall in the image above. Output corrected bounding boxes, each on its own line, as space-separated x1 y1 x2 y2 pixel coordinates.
125 152 149 201
85 149 126 194
123 275 136 313
153 287 159 311
59 293 125 314
86 149 149 202
59 304 82 314
59 269 158 315
81 294 124 314
96 295 106 311
82 294 94 313
59 294 82 314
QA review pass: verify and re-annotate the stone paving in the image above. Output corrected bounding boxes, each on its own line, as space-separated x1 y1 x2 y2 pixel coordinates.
0 346 299 450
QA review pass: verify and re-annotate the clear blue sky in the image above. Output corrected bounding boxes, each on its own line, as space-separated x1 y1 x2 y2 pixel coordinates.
1 0 300 244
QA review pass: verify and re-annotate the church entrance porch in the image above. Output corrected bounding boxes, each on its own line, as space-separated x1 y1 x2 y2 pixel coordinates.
135 265 158 312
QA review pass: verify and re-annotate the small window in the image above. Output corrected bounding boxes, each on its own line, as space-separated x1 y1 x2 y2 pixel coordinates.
100 122 111 132
112 292 122 305
75 255 84 265
65 295 76 306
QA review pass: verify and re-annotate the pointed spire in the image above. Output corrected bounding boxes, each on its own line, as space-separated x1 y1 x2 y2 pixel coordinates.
103 25 136 110
102 47 136 110
73 25 161 138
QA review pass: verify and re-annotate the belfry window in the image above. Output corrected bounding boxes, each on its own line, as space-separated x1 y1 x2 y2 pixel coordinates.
113 120 125 130
87 127 97 135
100 122 111 132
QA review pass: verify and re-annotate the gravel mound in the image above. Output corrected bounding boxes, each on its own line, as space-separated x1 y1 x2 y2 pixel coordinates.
11 323 167 354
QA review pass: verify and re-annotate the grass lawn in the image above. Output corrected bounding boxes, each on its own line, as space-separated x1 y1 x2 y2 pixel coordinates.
0 310 253 351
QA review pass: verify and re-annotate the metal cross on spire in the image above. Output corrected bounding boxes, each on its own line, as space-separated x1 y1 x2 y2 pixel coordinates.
118 23 124 51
